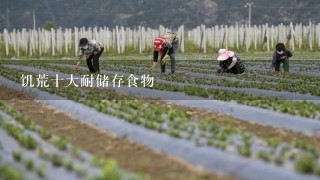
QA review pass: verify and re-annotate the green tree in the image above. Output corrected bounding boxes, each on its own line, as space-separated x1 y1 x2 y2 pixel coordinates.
43 21 56 30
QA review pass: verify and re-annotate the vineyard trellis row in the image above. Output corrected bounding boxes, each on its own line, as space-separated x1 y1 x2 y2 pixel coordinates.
1 22 320 57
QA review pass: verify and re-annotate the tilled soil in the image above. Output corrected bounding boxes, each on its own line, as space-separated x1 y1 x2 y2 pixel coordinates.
0 85 227 180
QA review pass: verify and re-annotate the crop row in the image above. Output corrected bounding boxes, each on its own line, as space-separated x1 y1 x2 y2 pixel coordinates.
14 60 319 100
0 101 126 180
99 63 320 96
5 60 318 86
104 63 319 96
101 59 320 85
117 59 320 73
5 62 319 119
0 68 320 175
44 59 317 97
103 61 320 86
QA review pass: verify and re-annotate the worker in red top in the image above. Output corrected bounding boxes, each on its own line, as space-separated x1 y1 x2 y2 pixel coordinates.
149 32 179 74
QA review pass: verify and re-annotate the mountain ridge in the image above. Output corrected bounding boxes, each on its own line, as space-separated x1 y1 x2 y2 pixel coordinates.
1 0 319 30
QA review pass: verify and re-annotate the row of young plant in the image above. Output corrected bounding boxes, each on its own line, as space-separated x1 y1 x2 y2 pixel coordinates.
245 60 320 66
176 61 320 79
178 60 320 72
102 60 320 83
109 62 320 96
5 61 319 119
33 60 320 97
0 68 320 175
0 101 130 180
179 60 320 78
246 64 320 72
5 59 318 86
102 62 320 89
157 59 320 77
79 58 320 88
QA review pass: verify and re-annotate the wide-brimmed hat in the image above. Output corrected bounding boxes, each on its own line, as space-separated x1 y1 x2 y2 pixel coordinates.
217 49 235 61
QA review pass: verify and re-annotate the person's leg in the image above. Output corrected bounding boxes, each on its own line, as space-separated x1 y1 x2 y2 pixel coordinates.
92 56 100 74
92 48 104 73
232 63 242 74
275 60 281 71
161 63 166 73
169 40 179 74
86 55 95 73
228 68 237 74
283 58 289 72
168 48 175 74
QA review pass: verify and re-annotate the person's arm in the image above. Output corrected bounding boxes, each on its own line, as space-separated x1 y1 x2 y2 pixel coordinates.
74 60 81 71
286 50 293 57
227 56 238 69
75 51 83 71
160 47 169 64
149 51 160 71
153 51 159 62
279 50 292 60
160 47 169 60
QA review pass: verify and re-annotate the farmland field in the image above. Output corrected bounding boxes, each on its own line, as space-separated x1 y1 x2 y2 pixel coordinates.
0 51 320 180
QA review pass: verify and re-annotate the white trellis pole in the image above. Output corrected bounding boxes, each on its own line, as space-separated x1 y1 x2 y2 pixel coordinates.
4 29 9 56
74 27 79 56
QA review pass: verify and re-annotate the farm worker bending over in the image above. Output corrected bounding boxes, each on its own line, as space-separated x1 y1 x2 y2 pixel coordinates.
74 38 104 74
217 49 245 74
149 32 179 74
272 43 292 72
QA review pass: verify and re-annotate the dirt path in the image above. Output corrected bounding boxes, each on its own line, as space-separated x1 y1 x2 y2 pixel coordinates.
0 85 226 180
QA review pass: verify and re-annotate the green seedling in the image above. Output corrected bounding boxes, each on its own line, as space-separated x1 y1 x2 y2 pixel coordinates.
56 137 68 151
279 145 290 156
286 151 297 160
314 167 320 176
75 165 86 177
217 141 227 150
242 134 252 146
267 138 281 148
0 165 22 180
37 148 51 160
65 159 74 171
274 156 284 166
24 159 34 171
295 153 316 174
39 128 52 140
256 151 271 162
51 154 63 166
12 150 22 161
237 145 251 157
20 135 38 150
98 160 122 180
37 164 47 178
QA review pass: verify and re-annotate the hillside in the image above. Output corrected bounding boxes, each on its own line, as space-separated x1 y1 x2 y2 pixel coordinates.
0 0 319 30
